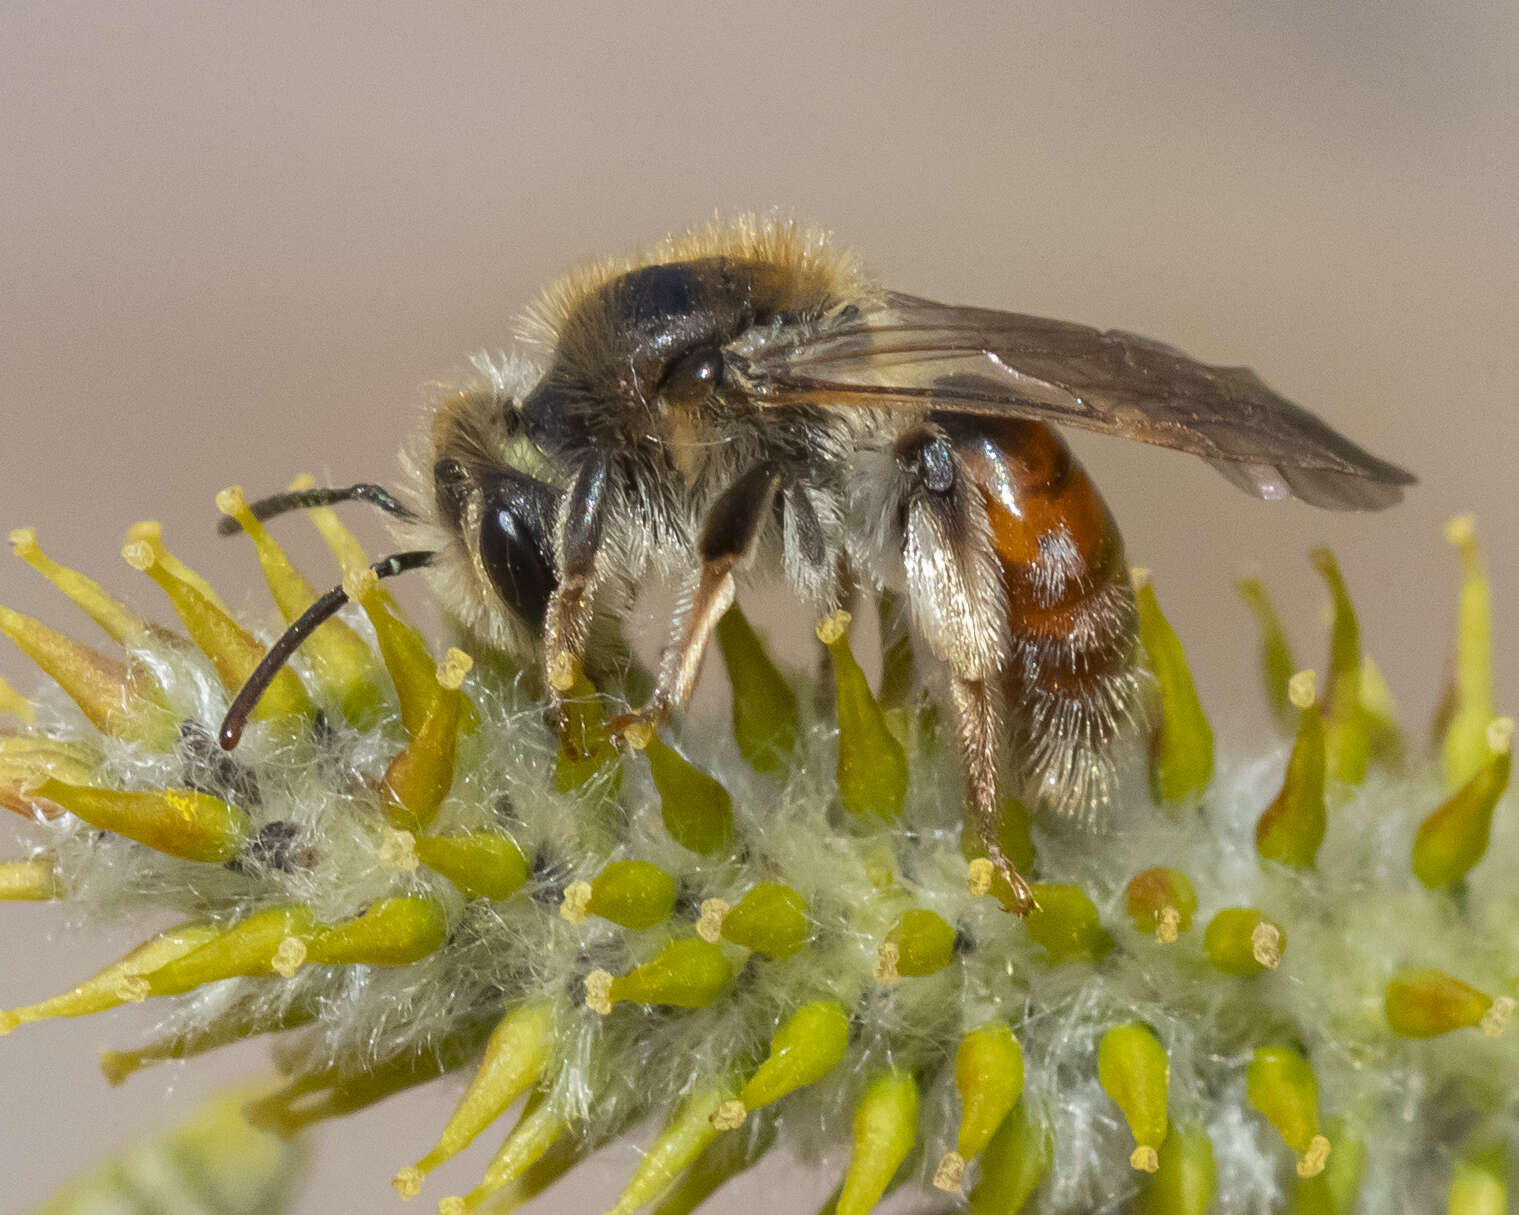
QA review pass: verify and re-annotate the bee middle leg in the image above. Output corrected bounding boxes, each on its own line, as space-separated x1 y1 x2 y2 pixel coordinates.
611 464 781 738
895 427 1035 915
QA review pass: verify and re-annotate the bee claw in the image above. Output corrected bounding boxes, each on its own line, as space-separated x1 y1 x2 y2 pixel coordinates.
985 845 1036 917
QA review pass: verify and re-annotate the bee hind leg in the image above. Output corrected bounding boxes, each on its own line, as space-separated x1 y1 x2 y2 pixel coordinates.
949 675 1036 915
896 424 1035 915
609 465 782 741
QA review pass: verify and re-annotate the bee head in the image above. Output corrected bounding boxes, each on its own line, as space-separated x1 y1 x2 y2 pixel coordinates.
426 381 561 639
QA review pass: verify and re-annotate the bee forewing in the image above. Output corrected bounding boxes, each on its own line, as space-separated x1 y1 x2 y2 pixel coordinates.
738 291 1414 511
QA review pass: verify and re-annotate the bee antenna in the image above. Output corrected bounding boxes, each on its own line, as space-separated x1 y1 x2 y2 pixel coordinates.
216 483 416 536
218 549 436 750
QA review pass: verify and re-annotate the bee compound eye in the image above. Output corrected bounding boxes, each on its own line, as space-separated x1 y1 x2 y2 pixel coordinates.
479 499 555 628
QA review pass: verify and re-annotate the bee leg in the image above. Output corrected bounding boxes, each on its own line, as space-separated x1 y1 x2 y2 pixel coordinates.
543 458 609 696
948 674 1035 915
896 426 1034 915
611 465 781 739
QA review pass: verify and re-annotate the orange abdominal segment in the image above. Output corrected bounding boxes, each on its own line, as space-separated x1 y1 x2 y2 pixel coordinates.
959 418 1140 813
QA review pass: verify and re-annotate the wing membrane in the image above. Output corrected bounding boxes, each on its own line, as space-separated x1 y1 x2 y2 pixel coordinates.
736 292 1414 510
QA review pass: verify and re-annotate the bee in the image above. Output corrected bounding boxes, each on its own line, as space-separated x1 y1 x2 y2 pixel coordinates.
220 217 1413 913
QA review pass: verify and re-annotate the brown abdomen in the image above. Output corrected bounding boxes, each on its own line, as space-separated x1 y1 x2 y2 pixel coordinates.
952 416 1142 819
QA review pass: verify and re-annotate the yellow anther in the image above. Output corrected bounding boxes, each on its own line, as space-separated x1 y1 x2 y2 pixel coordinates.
933 1152 965 1192
271 936 308 978
1480 996 1514 1038
1288 669 1316 710
584 970 613 1016
214 485 246 516
437 648 473 691
379 828 420 872
874 941 901 985
1131 1145 1160 1173
1297 1134 1331 1179
1251 921 1283 969
620 717 653 750
709 1100 746 1131
967 856 994 897
696 898 729 943
1157 906 1182 944
816 608 851 645
560 881 592 924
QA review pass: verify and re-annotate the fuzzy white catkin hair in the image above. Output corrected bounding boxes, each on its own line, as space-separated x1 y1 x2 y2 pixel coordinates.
0 504 1514 1215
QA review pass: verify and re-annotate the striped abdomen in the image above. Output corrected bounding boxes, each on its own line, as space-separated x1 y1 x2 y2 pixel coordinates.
953 416 1142 819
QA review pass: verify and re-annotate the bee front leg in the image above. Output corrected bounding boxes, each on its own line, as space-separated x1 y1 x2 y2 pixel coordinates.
543 458 609 696
610 465 781 741
896 427 1035 915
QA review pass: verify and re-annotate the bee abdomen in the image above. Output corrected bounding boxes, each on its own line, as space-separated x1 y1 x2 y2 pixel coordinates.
958 418 1144 820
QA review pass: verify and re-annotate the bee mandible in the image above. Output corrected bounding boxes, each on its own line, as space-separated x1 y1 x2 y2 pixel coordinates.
220 217 1414 913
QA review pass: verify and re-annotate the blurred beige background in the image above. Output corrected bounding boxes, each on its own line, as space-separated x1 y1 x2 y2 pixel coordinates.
2 2 1515 1211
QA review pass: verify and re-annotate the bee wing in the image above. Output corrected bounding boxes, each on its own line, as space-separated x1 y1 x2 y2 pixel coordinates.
736 292 1415 510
